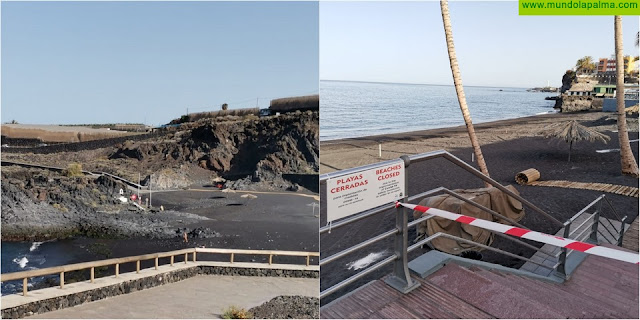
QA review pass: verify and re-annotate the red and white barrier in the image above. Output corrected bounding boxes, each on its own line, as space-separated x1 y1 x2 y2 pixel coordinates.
396 202 639 265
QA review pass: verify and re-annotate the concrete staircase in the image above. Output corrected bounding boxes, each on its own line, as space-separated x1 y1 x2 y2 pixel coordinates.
321 247 639 318
520 214 629 277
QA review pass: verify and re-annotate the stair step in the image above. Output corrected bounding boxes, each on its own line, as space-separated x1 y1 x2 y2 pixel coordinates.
472 268 602 318
411 279 494 319
427 264 564 318
568 267 639 303
556 278 634 315
506 273 626 315
376 301 421 319
577 257 640 284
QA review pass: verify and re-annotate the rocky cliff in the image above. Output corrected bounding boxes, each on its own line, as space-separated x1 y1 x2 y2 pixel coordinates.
109 111 319 190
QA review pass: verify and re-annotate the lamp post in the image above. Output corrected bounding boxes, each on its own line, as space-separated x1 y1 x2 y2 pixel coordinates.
149 174 152 208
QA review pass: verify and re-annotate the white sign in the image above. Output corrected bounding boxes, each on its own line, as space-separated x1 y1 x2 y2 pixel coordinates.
119 188 124 195
326 159 405 222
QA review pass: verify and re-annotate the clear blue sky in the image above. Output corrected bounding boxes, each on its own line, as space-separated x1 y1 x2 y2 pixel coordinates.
2 1 319 125
320 1 639 88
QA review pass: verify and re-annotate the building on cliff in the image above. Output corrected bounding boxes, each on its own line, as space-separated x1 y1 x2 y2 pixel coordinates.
597 56 637 75
269 95 319 113
566 81 596 96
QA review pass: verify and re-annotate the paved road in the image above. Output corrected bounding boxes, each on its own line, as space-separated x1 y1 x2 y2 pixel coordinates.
29 275 319 319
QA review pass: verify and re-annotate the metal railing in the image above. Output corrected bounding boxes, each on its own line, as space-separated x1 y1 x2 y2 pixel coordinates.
1 248 319 297
320 150 563 299
554 194 626 277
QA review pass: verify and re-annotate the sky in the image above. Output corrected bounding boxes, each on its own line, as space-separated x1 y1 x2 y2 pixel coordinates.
1 2 319 125
320 1 640 88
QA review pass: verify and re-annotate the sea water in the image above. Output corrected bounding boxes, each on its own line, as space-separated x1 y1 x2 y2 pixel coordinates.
1 241 85 295
320 80 555 141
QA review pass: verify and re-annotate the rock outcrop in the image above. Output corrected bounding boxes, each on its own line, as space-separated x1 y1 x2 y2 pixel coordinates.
109 111 319 190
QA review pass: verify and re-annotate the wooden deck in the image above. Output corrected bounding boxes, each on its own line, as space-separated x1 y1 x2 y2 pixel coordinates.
322 246 639 319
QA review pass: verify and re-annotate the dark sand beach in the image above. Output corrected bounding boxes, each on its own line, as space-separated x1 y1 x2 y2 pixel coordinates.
319 111 639 304
1 186 319 294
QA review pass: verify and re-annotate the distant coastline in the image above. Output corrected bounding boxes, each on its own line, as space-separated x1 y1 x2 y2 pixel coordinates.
320 80 554 141
320 79 532 90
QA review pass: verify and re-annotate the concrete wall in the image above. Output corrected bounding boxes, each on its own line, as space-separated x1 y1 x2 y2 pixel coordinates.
602 98 638 112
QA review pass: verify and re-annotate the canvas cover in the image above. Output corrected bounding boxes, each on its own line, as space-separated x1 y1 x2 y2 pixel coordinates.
412 185 525 255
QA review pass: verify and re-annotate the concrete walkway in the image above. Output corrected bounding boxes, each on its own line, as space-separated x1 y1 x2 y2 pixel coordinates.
28 275 319 319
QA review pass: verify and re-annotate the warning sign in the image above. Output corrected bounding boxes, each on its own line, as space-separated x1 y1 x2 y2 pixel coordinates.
326 159 405 222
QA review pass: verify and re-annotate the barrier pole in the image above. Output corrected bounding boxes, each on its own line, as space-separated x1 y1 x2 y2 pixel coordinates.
556 223 571 279
384 155 420 293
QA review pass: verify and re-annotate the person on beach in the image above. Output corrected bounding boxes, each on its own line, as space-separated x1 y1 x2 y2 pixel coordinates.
183 231 189 243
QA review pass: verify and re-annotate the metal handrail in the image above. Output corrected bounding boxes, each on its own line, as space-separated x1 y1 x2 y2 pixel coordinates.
555 221 595 258
321 254 398 299
320 150 562 227
564 195 604 227
440 188 527 229
407 151 562 226
408 214 436 228
602 215 621 235
321 183 539 266
603 195 624 222
320 229 398 266
555 194 626 277
568 213 596 238
597 229 614 244
574 222 594 242
320 230 556 299
320 150 565 298
494 232 556 259
598 220 619 243
408 232 553 270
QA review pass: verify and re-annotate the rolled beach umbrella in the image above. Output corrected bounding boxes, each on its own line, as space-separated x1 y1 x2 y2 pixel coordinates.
539 120 610 162
221 188 235 198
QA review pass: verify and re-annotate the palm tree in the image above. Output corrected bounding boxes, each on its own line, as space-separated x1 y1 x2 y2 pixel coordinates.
614 16 638 177
575 56 596 74
440 0 491 184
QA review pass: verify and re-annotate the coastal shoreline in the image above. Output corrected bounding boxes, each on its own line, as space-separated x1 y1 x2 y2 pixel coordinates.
321 111 561 145
320 111 638 174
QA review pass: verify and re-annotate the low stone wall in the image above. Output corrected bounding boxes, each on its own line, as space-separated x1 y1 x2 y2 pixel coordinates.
1 266 318 319
0 137 47 147
1 132 166 155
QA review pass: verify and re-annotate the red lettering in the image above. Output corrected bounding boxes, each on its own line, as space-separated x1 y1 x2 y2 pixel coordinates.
330 179 368 193
377 171 400 181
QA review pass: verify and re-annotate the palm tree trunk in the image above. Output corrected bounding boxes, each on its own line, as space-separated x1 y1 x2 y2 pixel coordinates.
440 0 491 186
614 16 639 177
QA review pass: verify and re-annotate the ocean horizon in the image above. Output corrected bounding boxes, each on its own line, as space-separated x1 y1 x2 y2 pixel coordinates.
320 80 556 141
